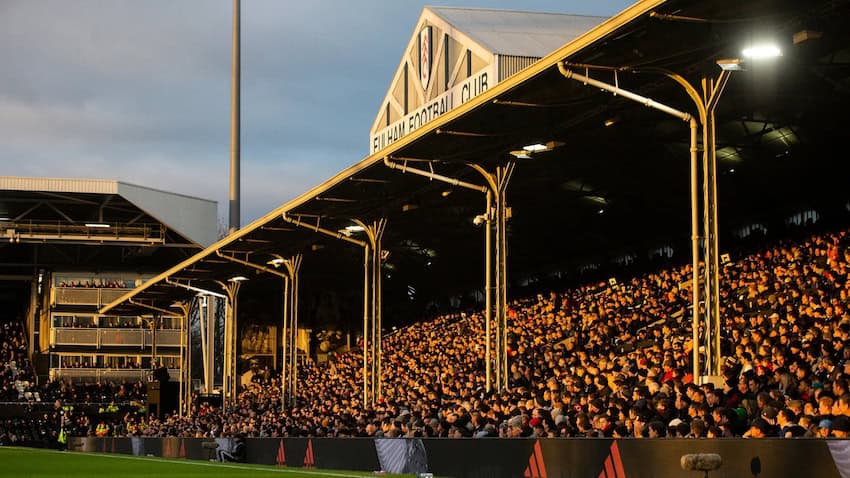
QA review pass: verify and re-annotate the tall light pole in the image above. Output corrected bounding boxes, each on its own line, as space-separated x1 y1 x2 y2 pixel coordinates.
229 0 241 234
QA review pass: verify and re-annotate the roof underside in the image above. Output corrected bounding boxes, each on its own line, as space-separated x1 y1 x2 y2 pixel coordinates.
0 178 215 279
0 177 218 248
103 0 850 327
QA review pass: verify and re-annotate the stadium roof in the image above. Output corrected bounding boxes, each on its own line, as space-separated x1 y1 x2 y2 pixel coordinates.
0 176 217 292
0 176 218 248
102 0 850 324
426 6 607 58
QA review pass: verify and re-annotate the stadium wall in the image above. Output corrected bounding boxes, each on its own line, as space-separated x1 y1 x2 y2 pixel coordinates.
69 436 850 477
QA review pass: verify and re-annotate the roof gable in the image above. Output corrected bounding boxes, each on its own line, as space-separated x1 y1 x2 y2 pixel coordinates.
428 7 607 58
369 6 607 154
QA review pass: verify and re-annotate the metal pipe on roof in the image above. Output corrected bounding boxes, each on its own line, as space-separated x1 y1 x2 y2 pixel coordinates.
214 250 289 279
164 278 228 299
280 214 367 248
383 157 488 193
558 60 708 381
556 62 693 123
127 298 180 317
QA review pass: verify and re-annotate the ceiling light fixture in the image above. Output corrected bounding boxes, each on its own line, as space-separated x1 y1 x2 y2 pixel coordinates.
742 44 782 60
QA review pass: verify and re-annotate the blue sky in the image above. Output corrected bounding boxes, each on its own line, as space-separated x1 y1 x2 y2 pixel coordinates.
0 0 632 225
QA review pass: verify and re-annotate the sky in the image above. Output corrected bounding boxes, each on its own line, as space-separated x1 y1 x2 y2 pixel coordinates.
0 0 633 225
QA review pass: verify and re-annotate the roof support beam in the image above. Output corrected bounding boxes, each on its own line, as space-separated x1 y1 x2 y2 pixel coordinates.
352 218 386 405
558 60 733 383
163 278 227 300
383 157 488 193
213 278 242 407
127 298 180 317
214 250 289 279
281 211 386 407
45 202 76 224
215 248 296 399
383 154 513 392
280 214 367 248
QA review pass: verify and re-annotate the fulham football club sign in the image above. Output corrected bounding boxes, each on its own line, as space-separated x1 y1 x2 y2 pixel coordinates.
418 26 432 92
370 8 499 154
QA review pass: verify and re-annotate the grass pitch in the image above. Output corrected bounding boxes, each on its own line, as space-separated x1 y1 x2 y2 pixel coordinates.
1 446 407 478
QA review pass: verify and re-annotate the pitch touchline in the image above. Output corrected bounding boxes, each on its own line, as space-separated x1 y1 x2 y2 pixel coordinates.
5 447 374 478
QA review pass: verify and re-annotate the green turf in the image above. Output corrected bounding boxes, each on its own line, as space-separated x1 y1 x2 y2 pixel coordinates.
0 446 410 478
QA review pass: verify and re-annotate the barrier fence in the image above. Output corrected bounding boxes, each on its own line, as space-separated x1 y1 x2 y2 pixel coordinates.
68 436 850 477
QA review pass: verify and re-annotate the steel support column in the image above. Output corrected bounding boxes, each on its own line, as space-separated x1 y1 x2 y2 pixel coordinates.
127 298 190 412
204 296 216 395
281 275 289 404
382 157 514 392
217 280 242 406
353 219 386 405
279 256 302 407
469 162 515 392
484 191 492 392
280 214 383 408
214 251 299 405
558 62 732 381
164 280 227 395
700 72 730 377
170 300 192 418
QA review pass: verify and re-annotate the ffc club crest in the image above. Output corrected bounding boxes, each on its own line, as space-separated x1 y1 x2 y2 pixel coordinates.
419 26 432 92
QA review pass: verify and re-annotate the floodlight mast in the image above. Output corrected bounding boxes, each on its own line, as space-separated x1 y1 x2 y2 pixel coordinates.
229 0 241 234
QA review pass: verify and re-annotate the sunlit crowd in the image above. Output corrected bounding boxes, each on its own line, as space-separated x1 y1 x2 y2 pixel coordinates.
3 227 850 441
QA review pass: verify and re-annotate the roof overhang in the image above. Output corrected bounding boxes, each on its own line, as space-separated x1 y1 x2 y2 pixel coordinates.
0 176 218 247
102 0 850 318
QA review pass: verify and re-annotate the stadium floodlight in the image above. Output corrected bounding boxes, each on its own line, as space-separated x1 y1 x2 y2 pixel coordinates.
717 59 744 71
742 43 782 60
523 143 548 152
509 150 532 159
511 141 564 159
339 224 366 236
267 257 285 267
718 44 781 71
228 275 248 282
84 223 110 228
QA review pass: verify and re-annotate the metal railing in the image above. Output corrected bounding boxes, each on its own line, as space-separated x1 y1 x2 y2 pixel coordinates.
52 287 134 307
50 368 182 383
52 328 181 348
1 220 164 245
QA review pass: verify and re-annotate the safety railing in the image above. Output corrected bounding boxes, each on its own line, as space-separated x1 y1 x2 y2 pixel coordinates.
52 328 182 348
52 287 134 307
50 368 182 383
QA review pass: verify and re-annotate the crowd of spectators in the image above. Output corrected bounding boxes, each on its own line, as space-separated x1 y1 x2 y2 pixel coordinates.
0 317 149 442
0 321 36 402
5 227 850 442
93 228 850 440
